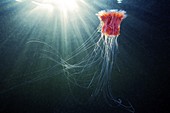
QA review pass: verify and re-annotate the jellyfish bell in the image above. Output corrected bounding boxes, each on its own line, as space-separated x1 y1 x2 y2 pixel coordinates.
97 10 126 37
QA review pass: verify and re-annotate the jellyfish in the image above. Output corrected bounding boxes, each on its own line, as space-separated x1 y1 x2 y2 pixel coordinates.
60 9 135 112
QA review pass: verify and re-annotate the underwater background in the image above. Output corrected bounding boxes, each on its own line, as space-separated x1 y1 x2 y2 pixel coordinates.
0 0 169 113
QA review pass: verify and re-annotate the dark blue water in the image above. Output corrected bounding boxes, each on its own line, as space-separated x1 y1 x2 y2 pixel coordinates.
0 0 168 113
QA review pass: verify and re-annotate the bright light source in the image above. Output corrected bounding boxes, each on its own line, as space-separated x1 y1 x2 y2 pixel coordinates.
54 0 78 11
32 0 78 12
32 1 54 12
117 0 123 3
16 0 22 2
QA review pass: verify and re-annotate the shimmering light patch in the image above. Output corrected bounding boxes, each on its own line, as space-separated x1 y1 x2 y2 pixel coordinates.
16 0 22 2
54 0 78 11
32 0 79 12
117 0 123 3
32 1 54 12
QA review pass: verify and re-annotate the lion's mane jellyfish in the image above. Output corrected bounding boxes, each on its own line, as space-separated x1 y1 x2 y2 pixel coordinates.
98 9 125 36
63 9 135 112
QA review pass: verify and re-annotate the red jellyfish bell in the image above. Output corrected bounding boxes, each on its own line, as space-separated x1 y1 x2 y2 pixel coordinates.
97 10 126 37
